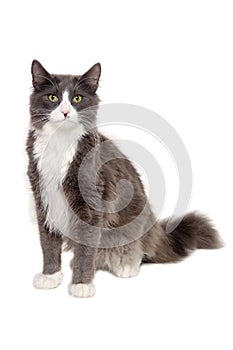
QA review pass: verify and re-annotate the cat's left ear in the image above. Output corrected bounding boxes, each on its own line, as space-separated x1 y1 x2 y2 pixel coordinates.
31 60 52 91
80 63 101 93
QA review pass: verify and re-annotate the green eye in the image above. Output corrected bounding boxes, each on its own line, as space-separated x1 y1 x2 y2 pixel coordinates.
48 94 58 103
73 95 82 103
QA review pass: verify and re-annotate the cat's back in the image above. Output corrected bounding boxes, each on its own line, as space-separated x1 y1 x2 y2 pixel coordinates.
98 132 145 192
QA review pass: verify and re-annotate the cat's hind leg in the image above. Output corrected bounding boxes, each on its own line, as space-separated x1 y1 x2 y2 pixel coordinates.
106 242 143 278
112 255 142 278
113 261 141 278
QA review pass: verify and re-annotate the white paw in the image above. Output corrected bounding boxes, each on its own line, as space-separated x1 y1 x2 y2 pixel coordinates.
33 271 63 289
68 283 95 298
114 264 140 278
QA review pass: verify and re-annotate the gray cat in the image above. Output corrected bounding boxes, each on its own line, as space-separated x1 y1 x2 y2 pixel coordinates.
26 60 222 297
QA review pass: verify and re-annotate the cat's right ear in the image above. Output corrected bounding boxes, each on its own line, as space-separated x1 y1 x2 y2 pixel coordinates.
31 60 51 91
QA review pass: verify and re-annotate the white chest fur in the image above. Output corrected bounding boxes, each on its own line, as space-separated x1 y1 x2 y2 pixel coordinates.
33 123 84 235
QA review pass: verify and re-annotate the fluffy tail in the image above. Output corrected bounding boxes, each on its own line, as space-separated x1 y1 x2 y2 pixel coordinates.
142 212 223 263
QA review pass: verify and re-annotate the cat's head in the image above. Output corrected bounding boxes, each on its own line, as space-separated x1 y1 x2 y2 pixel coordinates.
30 60 101 131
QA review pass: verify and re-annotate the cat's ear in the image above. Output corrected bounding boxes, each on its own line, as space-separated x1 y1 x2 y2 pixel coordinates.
80 63 101 93
31 60 52 91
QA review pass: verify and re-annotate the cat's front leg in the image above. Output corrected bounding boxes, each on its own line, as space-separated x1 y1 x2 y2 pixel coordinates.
69 243 97 298
33 226 63 290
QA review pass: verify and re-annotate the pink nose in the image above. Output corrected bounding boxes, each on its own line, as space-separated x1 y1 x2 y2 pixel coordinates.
60 102 70 116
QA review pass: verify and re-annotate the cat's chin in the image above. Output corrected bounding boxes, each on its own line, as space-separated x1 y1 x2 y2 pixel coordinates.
49 119 78 130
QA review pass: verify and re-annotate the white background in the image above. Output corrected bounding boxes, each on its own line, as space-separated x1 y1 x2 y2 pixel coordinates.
0 0 232 349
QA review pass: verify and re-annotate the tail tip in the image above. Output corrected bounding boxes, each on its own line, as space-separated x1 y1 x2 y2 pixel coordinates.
189 211 224 250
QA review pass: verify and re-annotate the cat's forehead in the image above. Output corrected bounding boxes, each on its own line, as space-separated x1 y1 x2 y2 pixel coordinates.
51 74 81 93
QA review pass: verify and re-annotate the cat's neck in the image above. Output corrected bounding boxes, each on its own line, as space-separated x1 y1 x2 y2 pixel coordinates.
33 122 85 166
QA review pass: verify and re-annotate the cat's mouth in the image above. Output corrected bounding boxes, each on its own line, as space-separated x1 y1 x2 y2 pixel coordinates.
51 116 71 123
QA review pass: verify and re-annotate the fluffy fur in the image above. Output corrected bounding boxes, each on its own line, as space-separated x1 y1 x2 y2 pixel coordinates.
33 119 84 234
33 271 64 289
26 60 223 297
68 283 95 298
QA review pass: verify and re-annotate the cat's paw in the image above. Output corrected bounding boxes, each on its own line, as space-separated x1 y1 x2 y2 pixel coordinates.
114 264 140 278
33 271 63 289
68 283 95 298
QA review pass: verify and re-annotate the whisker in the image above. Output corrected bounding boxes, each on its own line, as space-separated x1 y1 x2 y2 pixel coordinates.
78 107 99 116
30 114 50 122
30 113 50 117
30 118 49 127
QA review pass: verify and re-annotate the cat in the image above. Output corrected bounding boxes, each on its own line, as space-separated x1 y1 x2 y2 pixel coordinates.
26 60 223 297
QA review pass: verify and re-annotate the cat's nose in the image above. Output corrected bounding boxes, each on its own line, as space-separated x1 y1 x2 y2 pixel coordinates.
60 102 70 117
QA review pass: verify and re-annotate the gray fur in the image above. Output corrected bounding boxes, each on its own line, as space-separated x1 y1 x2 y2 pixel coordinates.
26 60 223 296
